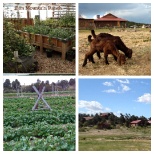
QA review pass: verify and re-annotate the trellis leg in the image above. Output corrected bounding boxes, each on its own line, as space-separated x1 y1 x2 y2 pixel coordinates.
32 86 51 110
41 97 51 110
32 94 41 110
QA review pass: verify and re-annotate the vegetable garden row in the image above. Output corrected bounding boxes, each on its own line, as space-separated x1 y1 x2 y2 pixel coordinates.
3 96 75 151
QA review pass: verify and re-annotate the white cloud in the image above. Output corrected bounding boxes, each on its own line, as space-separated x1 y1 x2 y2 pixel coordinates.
79 100 111 114
103 89 117 93
121 84 130 92
79 100 103 110
114 111 121 117
103 82 113 87
137 93 151 104
105 107 111 111
116 79 130 84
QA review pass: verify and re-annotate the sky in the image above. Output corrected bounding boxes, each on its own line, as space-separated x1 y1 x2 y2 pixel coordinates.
79 3 151 24
79 78 151 118
3 76 75 85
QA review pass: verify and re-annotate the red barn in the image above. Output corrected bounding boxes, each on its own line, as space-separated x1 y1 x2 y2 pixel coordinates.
83 116 93 121
94 13 127 28
130 120 142 127
79 15 95 29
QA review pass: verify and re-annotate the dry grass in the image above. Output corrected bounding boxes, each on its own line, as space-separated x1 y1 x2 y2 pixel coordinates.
79 127 151 151
79 28 151 75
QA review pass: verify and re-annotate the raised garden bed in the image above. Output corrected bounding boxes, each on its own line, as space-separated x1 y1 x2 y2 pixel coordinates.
20 31 74 60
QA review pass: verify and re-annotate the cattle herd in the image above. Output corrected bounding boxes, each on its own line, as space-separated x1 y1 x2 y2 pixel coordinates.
82 30 133 67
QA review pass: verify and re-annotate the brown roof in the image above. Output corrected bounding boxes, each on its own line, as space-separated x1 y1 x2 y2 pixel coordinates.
130 120 141 124
100 113 110 116
79 14 84 19
95 13 127 22
148 120 151 124
83 116 93 120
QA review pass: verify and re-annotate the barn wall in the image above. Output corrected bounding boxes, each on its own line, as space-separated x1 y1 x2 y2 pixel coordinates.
94 21 126 28
79 19 95 29
95 21 118 27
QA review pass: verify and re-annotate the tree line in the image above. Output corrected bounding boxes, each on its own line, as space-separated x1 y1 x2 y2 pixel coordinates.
3 78 75 93
79 113 151 129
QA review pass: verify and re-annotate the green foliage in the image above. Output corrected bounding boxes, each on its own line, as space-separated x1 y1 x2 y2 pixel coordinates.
23 25 75 40
39 14 75 28
49 28 75 40
3 97 75 151
23 25 51 35
79 113 150 128
3 21 34 58
40 18 59 28
3 20 35 73
58 13 75 27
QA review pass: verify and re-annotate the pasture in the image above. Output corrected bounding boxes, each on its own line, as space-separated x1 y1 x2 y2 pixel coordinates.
3 96 75 151
79 28 151 75
79 127 151 151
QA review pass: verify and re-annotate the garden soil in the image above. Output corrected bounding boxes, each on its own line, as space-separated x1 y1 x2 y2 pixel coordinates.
34 50 75 74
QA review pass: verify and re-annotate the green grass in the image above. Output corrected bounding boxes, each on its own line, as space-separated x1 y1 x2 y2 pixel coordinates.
79 127 151 151
3 91 75 97
79 139 150 151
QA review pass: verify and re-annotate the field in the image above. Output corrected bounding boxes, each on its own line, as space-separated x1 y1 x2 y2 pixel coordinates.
79 127 151 151
79 28 151 75
3 96 75 151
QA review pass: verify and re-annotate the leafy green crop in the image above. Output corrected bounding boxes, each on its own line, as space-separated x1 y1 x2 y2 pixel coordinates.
3 96 75 151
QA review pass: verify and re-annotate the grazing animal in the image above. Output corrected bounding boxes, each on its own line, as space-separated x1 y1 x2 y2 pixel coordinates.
91 30 133 59
82 35 126 67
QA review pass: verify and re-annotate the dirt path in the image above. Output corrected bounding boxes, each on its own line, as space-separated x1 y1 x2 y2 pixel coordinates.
34 49 75 74
79 29 151 75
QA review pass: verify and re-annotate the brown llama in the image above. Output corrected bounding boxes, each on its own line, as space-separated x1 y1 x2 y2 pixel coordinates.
91 29 132 59
82 35 126 67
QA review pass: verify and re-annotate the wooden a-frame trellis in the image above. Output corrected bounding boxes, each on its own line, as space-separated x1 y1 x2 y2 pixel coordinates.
32 85 51 111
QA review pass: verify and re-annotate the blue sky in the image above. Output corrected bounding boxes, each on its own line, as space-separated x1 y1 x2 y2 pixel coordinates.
79 78 151 118
79 3 151 24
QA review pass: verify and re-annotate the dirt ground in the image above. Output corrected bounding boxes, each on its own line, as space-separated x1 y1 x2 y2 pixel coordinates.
79 28 151 75
34 49 75 74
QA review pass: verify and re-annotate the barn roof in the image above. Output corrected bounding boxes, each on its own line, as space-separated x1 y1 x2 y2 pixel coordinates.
95 13 127 22
79 14 84 19
83 116 93 120
100 113 110 116
148 120 151 124
130 120 142 124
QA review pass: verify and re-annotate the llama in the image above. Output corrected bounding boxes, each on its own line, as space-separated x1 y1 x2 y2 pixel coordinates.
82 35 126 67
91 30 132 59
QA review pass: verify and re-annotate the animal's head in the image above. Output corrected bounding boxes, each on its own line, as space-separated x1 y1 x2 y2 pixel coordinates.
126 48 133 58
118 54 126 65
88 35 93 43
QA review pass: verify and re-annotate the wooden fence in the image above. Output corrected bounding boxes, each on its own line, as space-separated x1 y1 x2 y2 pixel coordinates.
5 18 34 30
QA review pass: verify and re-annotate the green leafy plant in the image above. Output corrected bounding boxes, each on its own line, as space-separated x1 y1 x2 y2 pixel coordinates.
3 20 35 73
58 13 75 27
3 96 75 151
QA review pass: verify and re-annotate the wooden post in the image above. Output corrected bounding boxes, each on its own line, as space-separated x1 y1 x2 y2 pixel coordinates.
62 42 67 60
40 35 43 53
32 86 51 110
